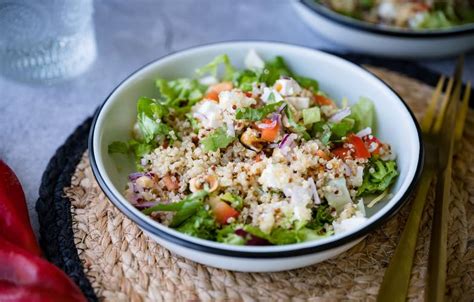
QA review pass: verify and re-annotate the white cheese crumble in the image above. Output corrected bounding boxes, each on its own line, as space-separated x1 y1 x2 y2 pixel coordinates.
283 183 313 222
274 78 302 96
286 96 310 111
258 211 275 234
258 163 292 190
218 90 256 111
192 100 223 129
261 87 284 103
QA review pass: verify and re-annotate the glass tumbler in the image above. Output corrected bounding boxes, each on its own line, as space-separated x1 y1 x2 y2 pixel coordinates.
0 0 96 83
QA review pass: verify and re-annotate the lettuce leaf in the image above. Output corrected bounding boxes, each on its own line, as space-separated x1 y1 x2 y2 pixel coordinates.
357 160 398 196
201 128 235 152
306 204 334 230
243 224 330 245
216 224 245 245
284 105 311 140
233 69 260 92
196 54 235 81
260 56 292 86
155 78 206 113
349 97 376 132
219 192 244 211
236 101 283 121
294 75 319 92
302 106 321 125
260 56 319 91
108 97 175 166
175 207 217 240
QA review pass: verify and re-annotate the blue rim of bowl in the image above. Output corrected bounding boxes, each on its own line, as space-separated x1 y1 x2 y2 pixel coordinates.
88 41 424 259
300 0 474 38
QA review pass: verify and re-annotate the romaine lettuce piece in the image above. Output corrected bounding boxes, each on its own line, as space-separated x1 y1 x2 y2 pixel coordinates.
357 160 398 196
349 97 376 132
201 127 235 152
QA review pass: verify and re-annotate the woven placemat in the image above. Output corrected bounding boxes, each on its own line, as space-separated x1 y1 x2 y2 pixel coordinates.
36 62 474 302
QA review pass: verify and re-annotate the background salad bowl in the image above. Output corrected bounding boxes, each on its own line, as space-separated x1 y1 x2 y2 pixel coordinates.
89 41 423 272
293 0 474 58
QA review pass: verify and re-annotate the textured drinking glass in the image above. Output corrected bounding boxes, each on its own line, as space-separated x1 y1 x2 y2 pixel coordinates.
0 0 96 83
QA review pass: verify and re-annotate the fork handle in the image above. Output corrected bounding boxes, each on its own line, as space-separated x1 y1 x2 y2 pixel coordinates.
377 168 435 302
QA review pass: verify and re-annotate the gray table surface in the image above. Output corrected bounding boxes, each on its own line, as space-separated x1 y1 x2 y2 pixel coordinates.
1 0 473 236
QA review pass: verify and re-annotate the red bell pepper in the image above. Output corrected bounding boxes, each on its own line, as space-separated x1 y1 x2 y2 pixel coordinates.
0 160 41 255
0 238 86 302
0 281 82 302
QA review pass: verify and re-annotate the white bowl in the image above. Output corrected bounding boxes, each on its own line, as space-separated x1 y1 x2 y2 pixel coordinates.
89 41 423 272
293 0 474 58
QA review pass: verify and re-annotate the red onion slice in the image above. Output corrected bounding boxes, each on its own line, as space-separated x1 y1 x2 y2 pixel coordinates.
279 133 297 157
129 172 145 181
329 107 351 123
356 127 372 138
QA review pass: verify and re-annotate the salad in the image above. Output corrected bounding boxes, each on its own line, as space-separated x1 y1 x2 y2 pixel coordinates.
109 50 398 246
318 0 474 30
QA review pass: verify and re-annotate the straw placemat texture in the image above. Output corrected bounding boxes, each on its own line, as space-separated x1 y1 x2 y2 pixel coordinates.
62 67 473 302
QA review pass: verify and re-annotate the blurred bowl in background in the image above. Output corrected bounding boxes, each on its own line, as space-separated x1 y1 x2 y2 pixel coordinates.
293 0 474 58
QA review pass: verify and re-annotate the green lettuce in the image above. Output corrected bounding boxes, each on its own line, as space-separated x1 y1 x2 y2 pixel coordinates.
216 224 245 245
175 207 217 240
260 56 319 91
235 101 283 121
284 105 311 140
302 107 321 125
219 192 244 211
155 78 206 114
196 54 235 81
108 97 176 166
243 224 330 245
306 204 335 230
201 128 235 152
260 56 293 86
233 69 260 92
349 97 376 132
357 160 398 196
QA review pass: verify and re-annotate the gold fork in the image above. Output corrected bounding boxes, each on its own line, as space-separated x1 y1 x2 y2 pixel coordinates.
377 56 471 302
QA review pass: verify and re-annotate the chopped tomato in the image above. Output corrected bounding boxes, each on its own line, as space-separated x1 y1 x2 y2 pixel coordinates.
332 147 350 159
210 200 239 225
364 135 382 155
209 82 233 93
257 119 279 142
205 81 233 102
348 133 371 159
314 95 335 107
204 90 219 102
317 149 330 160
